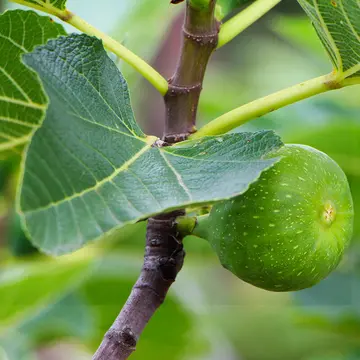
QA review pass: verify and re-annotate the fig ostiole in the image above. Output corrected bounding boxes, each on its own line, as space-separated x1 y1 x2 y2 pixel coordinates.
192 144 354 292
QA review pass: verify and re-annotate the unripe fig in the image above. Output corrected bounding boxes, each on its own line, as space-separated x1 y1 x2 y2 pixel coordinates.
194 144 354 292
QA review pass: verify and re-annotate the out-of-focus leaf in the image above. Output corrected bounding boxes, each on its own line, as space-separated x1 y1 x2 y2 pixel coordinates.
271 15 327 57
217 0 252 19
19 34 283 255
177 261 354 360
114 0 179 85
305 352 360 360
0 332 36 360
294 271 360 317
217 307 352 360
292 264 360 346
0 10 65 152
298 0 360 80
20 293 95 343
0 252 94 334
7 212 37 257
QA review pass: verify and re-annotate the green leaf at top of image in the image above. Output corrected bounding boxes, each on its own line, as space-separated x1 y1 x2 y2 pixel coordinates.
0 251 94 335
14 0 67 11
18 33 282 255
0 10 65 152
298 0 360 80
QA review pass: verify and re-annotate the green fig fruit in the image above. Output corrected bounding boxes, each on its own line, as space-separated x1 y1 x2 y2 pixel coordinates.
194 144 354 292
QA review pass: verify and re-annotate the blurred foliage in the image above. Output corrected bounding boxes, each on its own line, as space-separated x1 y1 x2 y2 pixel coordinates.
114 0 180 87
7 212 38 258
0 1 360 359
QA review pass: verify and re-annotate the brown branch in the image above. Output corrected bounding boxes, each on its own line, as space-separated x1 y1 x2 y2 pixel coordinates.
0 0 5 13
164 0 219 143
93 210 185 360
93 1 219 359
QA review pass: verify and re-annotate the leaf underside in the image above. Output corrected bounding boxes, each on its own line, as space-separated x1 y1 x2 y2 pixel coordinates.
298 0 360 79
0 10 65 152
19 34 283 255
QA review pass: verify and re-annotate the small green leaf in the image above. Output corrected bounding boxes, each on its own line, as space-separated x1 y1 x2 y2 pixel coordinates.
19 34 283 255
14 0 67 11
298 0 360 80
0 10 65 152
0 252 93 334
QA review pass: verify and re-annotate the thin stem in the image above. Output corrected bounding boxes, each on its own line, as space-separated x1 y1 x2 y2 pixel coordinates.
217 0 282 48
93 211 186 360
343 77 360 87
191 214 210 239
164 0 219 142
175 215 196 236
67 14 168 95
9 0 168 95
93 1 219 359
191 73 342 139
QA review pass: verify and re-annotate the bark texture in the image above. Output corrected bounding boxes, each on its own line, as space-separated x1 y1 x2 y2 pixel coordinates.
93 211 185 360
93 1 219 358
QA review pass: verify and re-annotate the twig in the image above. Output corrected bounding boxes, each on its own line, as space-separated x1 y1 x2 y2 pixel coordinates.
191 73 341 139
93 1 219 358
164 0 219 142
93 211 186 360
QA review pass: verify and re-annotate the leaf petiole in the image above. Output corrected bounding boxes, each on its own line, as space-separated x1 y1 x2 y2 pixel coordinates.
217 0 283 48
191 73 342 139
9 0 169 95
67 13 168 95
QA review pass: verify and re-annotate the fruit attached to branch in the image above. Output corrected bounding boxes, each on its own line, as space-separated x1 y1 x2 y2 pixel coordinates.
193 144 354 291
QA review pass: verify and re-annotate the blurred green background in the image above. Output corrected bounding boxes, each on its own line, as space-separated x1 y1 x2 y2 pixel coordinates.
1 0 360 359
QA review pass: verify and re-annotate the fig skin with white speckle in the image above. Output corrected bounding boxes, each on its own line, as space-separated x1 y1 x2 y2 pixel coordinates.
195 144 354 292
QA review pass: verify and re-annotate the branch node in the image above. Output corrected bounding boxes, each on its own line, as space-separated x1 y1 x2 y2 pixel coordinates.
134 283 163 300
183 28 218 46
105 327 137 349
150 238 163 247
152 139 167 148
59 10 74 22
167 83 203 95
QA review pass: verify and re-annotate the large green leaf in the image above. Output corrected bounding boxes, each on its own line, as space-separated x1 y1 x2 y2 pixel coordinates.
298 0 360 80
19 34 282 255
0 10 65 152
0 252 93 334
